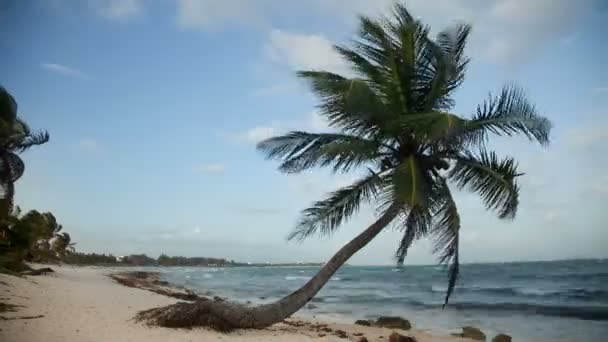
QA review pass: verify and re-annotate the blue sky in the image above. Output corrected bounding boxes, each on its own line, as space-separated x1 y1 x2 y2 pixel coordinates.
1 0 607 264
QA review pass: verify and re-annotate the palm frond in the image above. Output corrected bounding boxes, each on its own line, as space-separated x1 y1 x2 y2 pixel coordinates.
431 180 461 306
257 131 383 173
297 71 393 137
288 171 386 241
0 151 25 183
395 206 431 264
419 23 471 112
0 86 18 123
449 150 520 219
14 130 50 152
463 85 551 146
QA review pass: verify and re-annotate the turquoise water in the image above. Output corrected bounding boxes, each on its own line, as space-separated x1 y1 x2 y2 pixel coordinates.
156 259 608 341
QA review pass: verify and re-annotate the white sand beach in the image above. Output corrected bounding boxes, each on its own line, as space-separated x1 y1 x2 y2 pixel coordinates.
0 265 473 342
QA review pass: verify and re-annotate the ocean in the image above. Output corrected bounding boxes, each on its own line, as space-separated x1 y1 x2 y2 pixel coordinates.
156 259 608 341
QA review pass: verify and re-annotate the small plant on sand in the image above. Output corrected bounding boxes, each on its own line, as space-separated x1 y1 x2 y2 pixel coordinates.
136 2 550 330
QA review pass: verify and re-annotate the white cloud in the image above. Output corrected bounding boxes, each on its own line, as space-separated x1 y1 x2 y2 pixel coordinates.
594 87 608 94
250 83 296 97
41 63 91 80
198 163 226 173
75 138 99 152
480 0 586 66
239 126 276 144
566 120 608 148
176 0 261 31
97 0 141 19
591 176 608 195
543 209 567 223
309 111 332 132
265 29 348 74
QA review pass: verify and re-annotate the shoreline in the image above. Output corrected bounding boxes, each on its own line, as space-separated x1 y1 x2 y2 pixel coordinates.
0 265 474 341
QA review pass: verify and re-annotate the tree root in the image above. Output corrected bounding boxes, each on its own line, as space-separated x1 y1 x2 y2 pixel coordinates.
136 299 241 331
135 297 271 332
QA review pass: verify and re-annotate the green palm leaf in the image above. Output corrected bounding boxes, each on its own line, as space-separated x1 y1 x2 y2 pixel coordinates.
257 131 384 173
431 180 461 306
463 85 551 146
450 150 520 219
288 171 386 241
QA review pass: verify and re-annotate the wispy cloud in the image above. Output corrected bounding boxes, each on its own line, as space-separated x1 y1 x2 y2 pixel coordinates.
197 163 226 174
566 121 608 148
265 29 348 74
238 126 277 144
591 176 608 195
231 206 283 215
97 0 141 19
41 63 91 80
594 86 608 94
75 138 100 152
176 0 262 31
250 83 296 97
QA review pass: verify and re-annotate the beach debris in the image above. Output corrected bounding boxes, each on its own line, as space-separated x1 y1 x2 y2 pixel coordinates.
0 302 20 313
355 319 372 326
375 316 412 330
492 333 512 342
109 272 199 301
353 332 364 336
453 326 486 341
388 332 417 342
0 314 44 320
21 267 54 276
334 329 348 338
319 333 326 337
357 337 369 342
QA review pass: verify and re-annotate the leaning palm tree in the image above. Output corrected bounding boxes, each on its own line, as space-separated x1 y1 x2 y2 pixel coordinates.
137 3 550 330
0 86 49 221
52 232 76 257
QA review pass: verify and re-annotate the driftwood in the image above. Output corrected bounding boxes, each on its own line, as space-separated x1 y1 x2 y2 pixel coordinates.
20 267 54 276
0 314 44 320
108 271 199 301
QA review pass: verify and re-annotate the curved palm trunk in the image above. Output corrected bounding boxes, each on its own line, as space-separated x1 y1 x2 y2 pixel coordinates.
137 203 401 330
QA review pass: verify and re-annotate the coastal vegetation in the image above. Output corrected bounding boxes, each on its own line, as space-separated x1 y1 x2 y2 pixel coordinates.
0 86 58 274
136 2 551 331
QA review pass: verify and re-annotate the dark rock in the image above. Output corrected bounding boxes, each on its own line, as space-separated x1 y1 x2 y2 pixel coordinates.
334 329 348 339
388 332 417 342
307 303 318 309
353 332 364 336
213 296 224 302
321 327 332 332
492 333 512 342
318 333 326 337
355 319 372 326
461 326 486 341
375 316 412 330
358 338 369 342
259 296 266 300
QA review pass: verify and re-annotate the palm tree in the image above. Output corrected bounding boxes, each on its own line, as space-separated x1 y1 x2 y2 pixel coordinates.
52 232 76 257
138 3 550 330
0 86 49 222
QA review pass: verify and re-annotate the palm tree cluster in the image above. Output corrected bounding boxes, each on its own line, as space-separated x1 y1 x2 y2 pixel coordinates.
0 86 49 221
